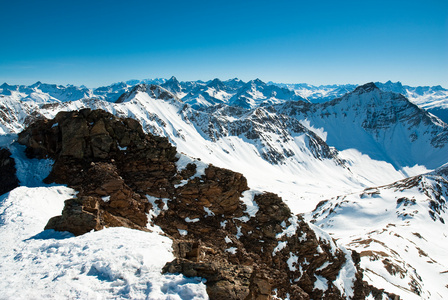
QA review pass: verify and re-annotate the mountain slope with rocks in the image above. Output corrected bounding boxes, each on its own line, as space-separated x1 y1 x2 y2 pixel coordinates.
1 82 445 210
4 108 389 299
307 164 448 299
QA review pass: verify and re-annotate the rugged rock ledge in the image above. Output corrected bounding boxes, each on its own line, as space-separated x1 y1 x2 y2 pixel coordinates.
18 109 389 299
0 148 19 195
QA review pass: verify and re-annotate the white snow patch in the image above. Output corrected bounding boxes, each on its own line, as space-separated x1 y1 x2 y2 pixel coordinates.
174 179 189 188
287 253 298 271
0 186 208 299
314 275 328 291
239 190 261 218
273 241 288 255
235 225 243 239
185 217 200 223
178 229 188 236
146 195 170 219
175 153 208 180
203 206 215 216
276 215 299 239
225 247 238 254
333 247 356 298
9 143 54 187
235 216 250 222
220 220 227 228
316 261 330 271
309 223 338 255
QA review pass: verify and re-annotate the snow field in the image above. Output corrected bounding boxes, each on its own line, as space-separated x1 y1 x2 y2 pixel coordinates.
0 186 208 299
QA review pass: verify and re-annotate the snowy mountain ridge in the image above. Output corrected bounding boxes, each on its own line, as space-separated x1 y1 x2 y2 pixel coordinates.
273 83 448 170
2 78 447 123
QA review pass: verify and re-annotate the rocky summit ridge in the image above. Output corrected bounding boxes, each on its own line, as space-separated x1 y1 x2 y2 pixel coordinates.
16 108 395 299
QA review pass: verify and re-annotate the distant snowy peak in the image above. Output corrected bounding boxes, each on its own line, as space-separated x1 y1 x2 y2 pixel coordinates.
0 81 92 103
269 81 358 103
116 84 180 104
3 79 447 119
223 78 245 89
0 81 134 104
375 80 448 123
375 80 447 98
269 80 448 123
228 79 307 109
206 78 226 90
274 82 448 169
161 76 183 95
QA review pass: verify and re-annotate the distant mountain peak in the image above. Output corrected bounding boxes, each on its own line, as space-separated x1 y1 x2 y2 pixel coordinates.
353 82 379 93
207 78 225 89
168 76 179 83
30 81 43 88
253 78 265 85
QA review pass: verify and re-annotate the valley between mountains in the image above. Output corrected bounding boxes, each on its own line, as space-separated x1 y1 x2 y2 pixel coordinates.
0 79 447 299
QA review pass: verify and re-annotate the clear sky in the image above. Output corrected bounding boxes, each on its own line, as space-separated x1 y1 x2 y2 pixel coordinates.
1 0 447 88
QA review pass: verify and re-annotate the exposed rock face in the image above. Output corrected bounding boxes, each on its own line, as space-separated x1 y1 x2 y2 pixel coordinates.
0 148 19 195
18 108 177 235
18 109 379 299
161 192 366 299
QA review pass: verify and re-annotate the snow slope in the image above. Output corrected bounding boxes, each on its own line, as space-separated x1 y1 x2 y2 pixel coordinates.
307 164 448 299
0 153 207 299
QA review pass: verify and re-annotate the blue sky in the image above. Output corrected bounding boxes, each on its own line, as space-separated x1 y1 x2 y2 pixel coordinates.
1 0 447 87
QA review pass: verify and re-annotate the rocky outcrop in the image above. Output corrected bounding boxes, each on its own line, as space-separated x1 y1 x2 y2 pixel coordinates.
18 108 177 235
161 192 367 299
0 148 19 195
18 109 379 299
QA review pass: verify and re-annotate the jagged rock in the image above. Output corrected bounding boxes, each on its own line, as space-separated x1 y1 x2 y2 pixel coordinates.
45 162 151 235
157 190 360 299
0 148 19 195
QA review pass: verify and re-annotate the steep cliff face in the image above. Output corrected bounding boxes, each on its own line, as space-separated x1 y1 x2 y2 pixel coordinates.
17 108 377 299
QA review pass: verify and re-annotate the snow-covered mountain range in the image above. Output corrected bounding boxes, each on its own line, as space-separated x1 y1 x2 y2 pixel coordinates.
2 78 447 122
0 78 447 299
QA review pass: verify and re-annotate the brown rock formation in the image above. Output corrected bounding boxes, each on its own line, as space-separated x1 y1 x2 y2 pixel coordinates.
18 108 177 234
